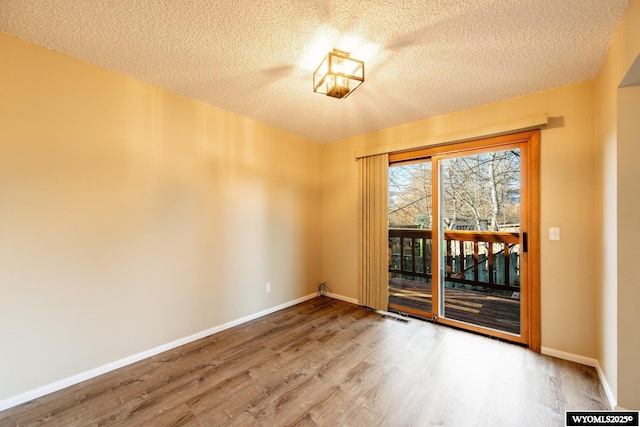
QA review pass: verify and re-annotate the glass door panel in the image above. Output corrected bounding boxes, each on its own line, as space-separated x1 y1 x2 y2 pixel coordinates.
388 161 434 318
438 148 522 335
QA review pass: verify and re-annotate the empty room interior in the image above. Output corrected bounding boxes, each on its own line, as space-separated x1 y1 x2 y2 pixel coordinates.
1 1 640 425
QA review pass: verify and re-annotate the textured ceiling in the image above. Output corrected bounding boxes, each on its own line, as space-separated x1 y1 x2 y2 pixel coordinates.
0 0 629 143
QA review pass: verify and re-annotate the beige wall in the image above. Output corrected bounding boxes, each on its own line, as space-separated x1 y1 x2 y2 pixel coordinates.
594 23 620 405
0 33 320 401
3 2 640 408
617 85 640 410
594 0 640 409
320 81 598 357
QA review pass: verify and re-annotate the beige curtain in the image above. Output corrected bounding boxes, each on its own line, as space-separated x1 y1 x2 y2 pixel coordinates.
358 153 389 311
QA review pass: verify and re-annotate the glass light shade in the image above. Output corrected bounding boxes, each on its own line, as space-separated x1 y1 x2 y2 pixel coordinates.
313 49 364 99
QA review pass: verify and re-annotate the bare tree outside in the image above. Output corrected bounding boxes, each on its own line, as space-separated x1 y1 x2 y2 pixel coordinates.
389 162 433 228
389 150 520 231
442 150 520 231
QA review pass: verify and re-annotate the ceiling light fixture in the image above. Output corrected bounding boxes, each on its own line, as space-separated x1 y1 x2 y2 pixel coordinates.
313 49 364 99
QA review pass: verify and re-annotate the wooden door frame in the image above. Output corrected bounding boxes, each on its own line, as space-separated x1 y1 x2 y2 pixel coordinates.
389 130 541 352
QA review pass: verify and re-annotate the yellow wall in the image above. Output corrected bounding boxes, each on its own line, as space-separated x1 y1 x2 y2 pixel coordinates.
594 0 640 409
320 81 598 358
0 33 320 401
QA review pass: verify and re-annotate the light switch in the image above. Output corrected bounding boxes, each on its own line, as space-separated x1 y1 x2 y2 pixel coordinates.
549 227 560 241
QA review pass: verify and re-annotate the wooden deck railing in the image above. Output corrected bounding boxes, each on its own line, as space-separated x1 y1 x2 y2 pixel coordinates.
389 228 520 292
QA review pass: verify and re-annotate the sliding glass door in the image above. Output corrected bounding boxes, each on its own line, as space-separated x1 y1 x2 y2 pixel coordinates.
388 131 539 346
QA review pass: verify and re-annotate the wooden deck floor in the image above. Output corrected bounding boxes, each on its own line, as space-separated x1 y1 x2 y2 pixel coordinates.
0 297 607 426
389 277 520 335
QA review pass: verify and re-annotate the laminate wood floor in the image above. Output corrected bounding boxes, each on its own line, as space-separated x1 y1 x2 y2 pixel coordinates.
0 297 608 427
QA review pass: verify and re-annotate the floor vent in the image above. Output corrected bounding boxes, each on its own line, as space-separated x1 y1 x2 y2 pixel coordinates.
381 314 410 324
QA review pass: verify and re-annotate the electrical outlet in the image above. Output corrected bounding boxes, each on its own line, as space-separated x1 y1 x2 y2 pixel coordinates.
549 227 560 241
266 283 271 293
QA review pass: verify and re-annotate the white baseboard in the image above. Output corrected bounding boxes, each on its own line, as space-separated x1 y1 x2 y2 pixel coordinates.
541 347 617 410
594 360 618 410
541 347 598 367
0 292 318 412
323 291 358 305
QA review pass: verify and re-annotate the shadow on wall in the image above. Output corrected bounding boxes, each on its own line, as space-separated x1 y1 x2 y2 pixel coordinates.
546 116 565 129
